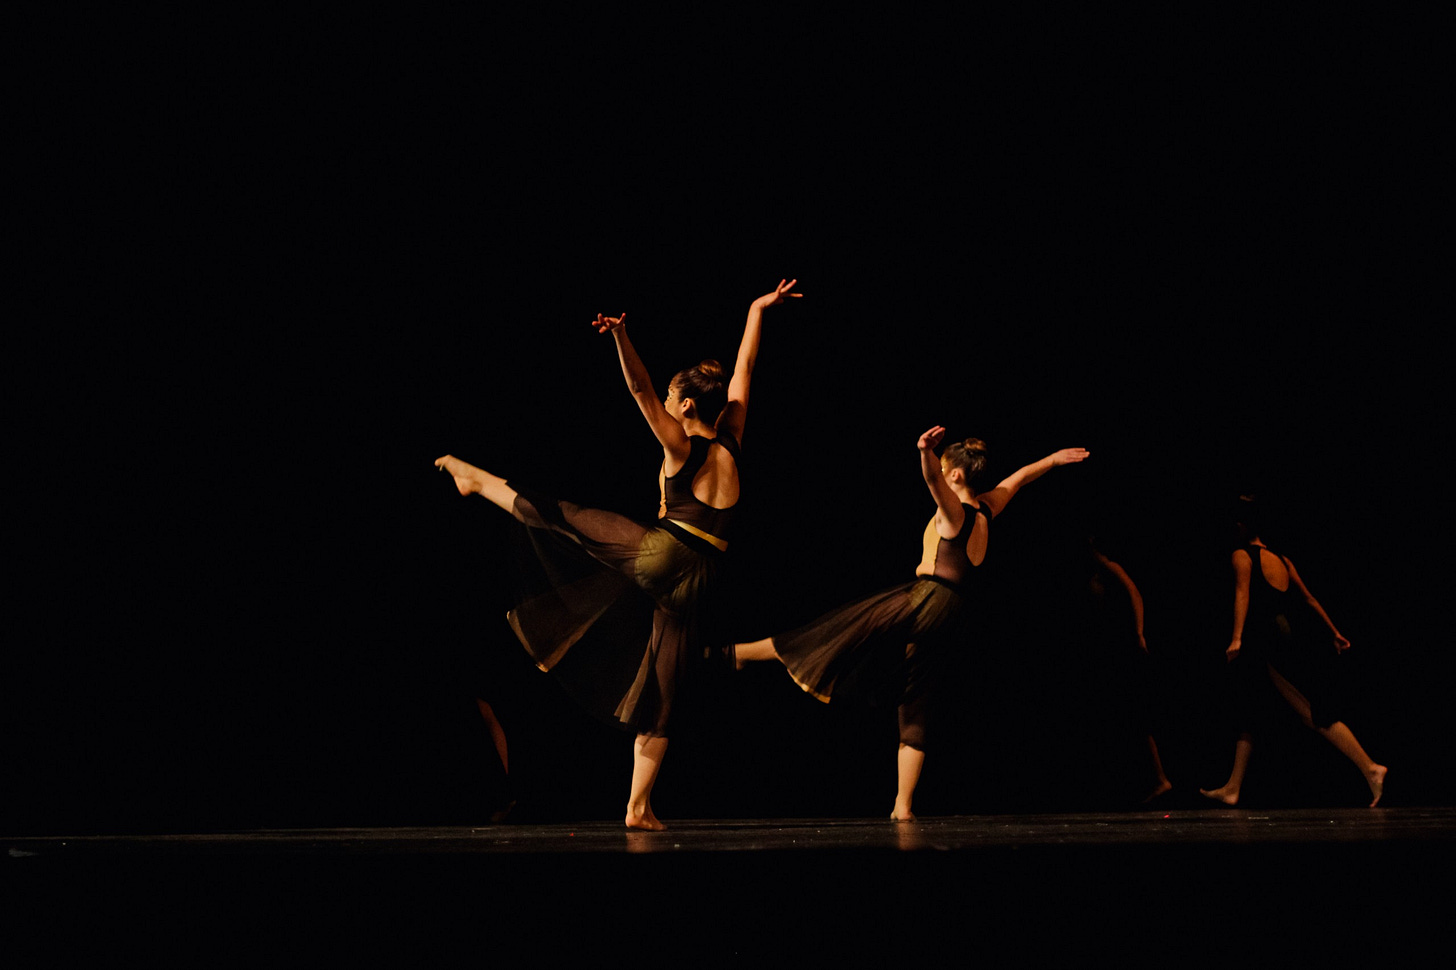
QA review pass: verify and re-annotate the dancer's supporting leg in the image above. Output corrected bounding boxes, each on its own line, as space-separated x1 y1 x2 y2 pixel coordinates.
436 455 519 512
1267 666 1388 807
444 453 673 826
477 698 515 822
893 744 924 821
1143 736 1173 802
477 698 509 775
1200 733 1253 805
627 734 668 830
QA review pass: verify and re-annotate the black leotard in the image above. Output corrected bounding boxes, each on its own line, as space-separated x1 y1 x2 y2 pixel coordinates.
660 432 740 554
1232 544 1340 729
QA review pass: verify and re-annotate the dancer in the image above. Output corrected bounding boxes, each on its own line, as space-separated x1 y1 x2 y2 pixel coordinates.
437 279 801 830
1200 497 1387 807
1080 537 1171 802
735 427 1089 820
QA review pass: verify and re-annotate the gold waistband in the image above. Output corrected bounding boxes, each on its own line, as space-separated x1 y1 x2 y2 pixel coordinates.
668 518 729 552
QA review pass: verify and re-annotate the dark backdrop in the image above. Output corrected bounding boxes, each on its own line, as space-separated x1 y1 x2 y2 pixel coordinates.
8 19 1449 833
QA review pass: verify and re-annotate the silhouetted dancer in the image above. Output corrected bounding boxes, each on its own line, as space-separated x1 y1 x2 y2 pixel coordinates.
1200 497 1386 807
1081 537 1172 802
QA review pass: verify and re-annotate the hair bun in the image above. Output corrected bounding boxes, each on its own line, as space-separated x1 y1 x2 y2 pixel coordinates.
962 438 988 455
697 359 725 381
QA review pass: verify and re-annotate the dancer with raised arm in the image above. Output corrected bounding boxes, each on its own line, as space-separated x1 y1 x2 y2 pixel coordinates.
735 427 1088 820
1200 497 1387 807
437 279 801 830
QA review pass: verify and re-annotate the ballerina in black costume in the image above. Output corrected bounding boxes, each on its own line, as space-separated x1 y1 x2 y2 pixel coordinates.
1200 497 1387 807
437 279 800 830
735 426 1088 820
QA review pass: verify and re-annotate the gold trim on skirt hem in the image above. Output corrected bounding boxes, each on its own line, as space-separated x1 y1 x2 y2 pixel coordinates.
788 670 832 703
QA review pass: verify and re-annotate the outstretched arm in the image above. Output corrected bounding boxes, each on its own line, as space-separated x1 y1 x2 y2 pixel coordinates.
976 447 1090 519
594 313 690 459
1286 558 1351 652
716 279 801 442
1227 549 1251 661
918 426 965 538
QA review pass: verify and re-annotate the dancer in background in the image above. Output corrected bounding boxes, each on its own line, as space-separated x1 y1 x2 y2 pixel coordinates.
1200 497 1387 807
1080 537 1172 802
735 427 1088 820
438 279 801 830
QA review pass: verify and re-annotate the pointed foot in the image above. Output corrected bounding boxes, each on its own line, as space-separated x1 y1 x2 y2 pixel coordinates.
1367 765 1387 807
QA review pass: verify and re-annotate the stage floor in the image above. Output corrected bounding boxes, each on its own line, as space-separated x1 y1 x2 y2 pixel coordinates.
9 805 1456 854
7 808 1453 962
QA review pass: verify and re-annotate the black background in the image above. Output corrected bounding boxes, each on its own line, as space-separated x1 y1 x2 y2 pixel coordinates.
8 15 1450 833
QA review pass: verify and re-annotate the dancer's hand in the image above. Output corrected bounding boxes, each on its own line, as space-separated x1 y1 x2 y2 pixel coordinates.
918 426 946 451
1138 635 1148 653
1225 640 1241 662
752 279 802 309
1050 448 1090 466
1333 633 1351 653
592 312 627 335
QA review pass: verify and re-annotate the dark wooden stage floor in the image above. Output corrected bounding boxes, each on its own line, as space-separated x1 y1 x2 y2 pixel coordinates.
6 807 1453 962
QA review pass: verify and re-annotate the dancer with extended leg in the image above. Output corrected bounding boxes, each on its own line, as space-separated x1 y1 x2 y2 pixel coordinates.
736 427 1089 820
1200 497 1387 807
438 279 801 829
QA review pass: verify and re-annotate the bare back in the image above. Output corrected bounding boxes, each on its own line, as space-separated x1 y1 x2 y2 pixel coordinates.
659 439 739 517
1253 546 1290 592
916 502 989 580
658 433 742 550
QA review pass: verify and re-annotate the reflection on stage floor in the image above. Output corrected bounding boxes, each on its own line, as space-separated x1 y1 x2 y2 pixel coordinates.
8 808 1453 962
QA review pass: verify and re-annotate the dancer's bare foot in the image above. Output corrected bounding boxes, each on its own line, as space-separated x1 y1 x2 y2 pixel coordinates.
1142 779 1174 803
1367 765 1387 807
435 455 485 497
1199 786 1239 806
890 805 916 822
625 805 666 831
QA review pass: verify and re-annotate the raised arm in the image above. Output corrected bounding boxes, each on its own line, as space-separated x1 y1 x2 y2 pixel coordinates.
716 279 801 442
1227 549 1252 661
594 313 690 459
918 426 966 538
976 447 1089 519
1285 558 1351 652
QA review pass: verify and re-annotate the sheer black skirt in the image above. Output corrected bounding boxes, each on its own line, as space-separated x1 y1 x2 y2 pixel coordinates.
772 577 966 750
506 489 721 737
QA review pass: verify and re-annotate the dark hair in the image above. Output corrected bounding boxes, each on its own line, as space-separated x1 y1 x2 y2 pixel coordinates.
1232 493 1262 541
942 437 989 485
670 360 727 424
